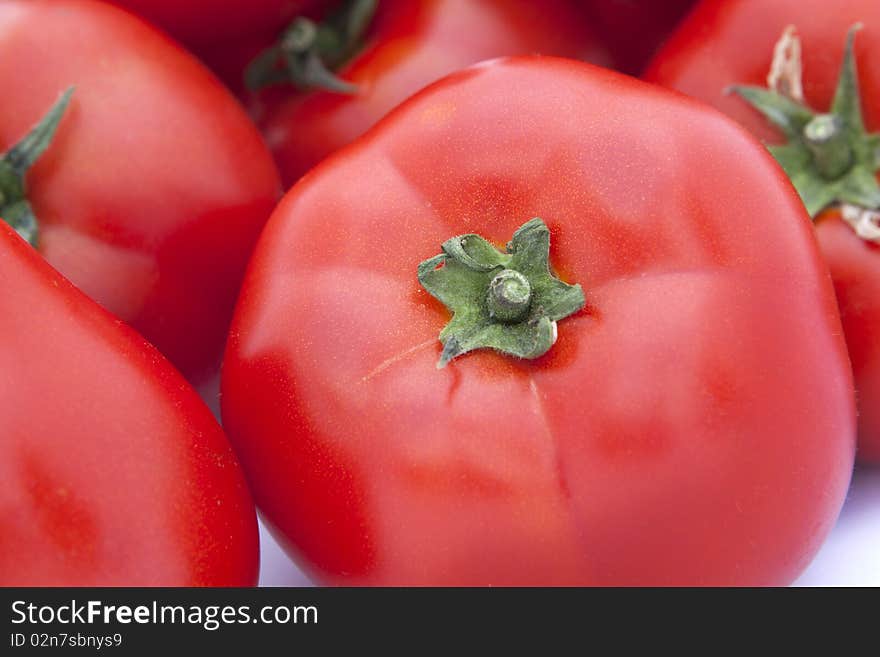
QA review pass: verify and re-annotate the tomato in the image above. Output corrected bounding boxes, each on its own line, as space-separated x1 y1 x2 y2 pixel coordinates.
0 0 281 382
243 0 613 187
0 222 258 586
644 0 880 463
222 56 855 585
581 0 696 74
105 0 323 47
643 0 880 143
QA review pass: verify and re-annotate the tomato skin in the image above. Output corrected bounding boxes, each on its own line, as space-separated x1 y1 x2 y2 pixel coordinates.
817 215 880 463
223 57 855 585
0 0 281 382
105 0 323 47
644 0 880 462
249 0 612 187
580 0 696 74
643 0 880 145
0 222 259 586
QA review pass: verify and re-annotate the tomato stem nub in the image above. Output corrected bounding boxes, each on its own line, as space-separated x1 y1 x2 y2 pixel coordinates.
729 25 880 229
0 88 73 247
803 114 854 180
417 218 585 368
245 0 377 94
487 269 532 323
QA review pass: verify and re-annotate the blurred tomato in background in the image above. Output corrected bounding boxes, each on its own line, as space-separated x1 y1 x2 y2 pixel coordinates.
581 0 696 74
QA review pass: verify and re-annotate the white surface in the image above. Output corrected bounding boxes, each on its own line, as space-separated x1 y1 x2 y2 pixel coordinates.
793 466 880 586
256 466 880 587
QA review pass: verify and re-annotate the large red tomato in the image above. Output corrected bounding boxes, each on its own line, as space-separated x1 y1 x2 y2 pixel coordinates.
0 0 280 382
0 222 258 586
644 0 880 463
222 56 855 585
243 0 612 186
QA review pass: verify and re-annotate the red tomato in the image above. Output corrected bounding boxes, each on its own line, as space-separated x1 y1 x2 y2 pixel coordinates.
0 222 258 586
644 0 880 463
580 0 696 74
105 0 323 47
222 56 855 585
246 0 613 186
643 0 880 143
0 0 281 382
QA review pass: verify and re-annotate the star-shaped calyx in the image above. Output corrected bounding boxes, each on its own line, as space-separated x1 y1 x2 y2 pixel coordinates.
0 88 73 247
417 218 585 368
730 25 880 230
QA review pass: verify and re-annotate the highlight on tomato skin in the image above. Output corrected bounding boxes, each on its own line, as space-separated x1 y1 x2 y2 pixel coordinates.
644 0 880 464
0 0 282 384
0 222 260 587
221 55 856 586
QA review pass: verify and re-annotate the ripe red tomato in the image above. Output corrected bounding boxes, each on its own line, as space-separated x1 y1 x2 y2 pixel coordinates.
0 222 259 586
580 0 696 74
105 0 323 47
244 0 613 186
222 56 855 585
0 0 281 382
644 0 880 463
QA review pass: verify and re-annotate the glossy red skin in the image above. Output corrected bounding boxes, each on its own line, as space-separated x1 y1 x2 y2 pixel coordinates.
0 0 281 382
223 56 855 585
105 0 323 47
250 0 613 186
645 0 880 462
818 216 880 462
0 223 259 586
581 0 696 74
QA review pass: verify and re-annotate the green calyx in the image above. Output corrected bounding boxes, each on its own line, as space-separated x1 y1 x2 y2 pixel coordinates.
730 25 880 219
0 88 73 247
245 0 377 94
417 218 585 368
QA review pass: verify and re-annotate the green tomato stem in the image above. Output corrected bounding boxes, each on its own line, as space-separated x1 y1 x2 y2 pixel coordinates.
803 114 854 180
245 0 377 94
418 218 585 368
730 25 880 225
0 88 74 247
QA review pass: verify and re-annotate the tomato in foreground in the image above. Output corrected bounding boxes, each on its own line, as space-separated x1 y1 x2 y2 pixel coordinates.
0 222 258 586
0 0 281 382
240 0 612 186
222 56 855 585
645 0 880 463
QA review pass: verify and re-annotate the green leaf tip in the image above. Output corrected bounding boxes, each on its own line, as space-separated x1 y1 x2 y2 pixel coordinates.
245 0 377 94
418 218 585 368
0 87 74 247
732 25 880 221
